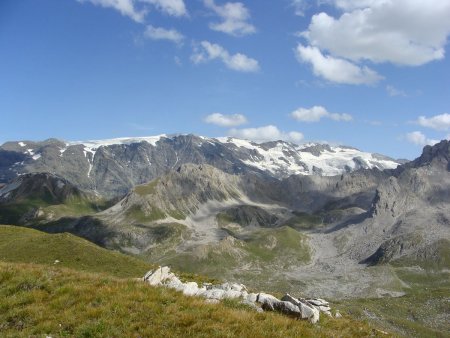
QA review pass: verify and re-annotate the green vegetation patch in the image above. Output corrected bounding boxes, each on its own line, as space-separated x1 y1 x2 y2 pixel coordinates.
0 198 50 224
125 205 166 223
167 209 186 220
337 267 450 337
283 212 322 231
134 179 159 196
242 226 311 265
216 212 234 227
0 225 152 278
0 262 384 337
391 239 450 271
0 196 109 225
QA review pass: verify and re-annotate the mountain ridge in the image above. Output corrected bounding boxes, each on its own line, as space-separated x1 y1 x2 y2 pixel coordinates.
0 134 402 197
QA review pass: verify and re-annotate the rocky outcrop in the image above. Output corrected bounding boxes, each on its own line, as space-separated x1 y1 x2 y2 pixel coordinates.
143 266 337 324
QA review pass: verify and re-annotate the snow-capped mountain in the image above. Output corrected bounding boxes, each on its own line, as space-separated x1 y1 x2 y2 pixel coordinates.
0 134 401 197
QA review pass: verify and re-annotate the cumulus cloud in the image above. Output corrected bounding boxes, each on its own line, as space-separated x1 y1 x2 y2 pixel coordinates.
144 25 184 44
142 0 187 17
191 41 260 72
302 1 450 66
416 113 450 131
203 0 256 36
290 105 352 122
228 125 304 143
77 0 146 23
204 113 247 127
295 44 382 85
405 131 439 146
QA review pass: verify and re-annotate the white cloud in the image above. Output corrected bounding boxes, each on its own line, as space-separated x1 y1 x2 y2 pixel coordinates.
228 125 304 143
291 0 308 16
77 0 146 23
203 0 256 36
144 25 184 44
405 131 439 146
416 113 450 131
386 85 407 97
302 1 450 66
191 41 260 72
295 44 383 85
204 113 247 127
291 105 352 122
142 0 187 17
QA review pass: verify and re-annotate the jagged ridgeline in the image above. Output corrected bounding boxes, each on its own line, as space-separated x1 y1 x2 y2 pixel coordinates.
0 134 401 197
0 136 449 336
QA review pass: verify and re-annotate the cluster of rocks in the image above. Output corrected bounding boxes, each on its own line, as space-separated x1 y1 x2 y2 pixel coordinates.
143 266 339 324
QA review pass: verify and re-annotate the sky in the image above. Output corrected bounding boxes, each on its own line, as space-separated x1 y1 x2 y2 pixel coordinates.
1 0 450 159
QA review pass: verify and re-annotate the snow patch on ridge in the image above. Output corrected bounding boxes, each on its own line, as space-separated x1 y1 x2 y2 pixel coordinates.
215 137 399 177
68 135 167 150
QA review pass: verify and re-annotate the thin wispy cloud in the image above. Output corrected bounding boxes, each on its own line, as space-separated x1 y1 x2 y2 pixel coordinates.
204 113 247 127
405 131 439 146
77 0 147 23
144 25 184 44
290 105 352 122
386 85 407 97
142 0 187 17
290 0 308 16
191 41 260 73
203 0 256 36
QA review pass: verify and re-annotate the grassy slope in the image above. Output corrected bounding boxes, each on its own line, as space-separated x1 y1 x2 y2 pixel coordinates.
156 226 311 289
0 196 109 225
337 268 450 338
0 225 153 278
0 226 386 337
0 262 386 338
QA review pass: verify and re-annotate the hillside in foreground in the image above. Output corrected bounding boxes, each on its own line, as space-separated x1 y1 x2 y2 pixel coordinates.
0 262 385 338
0 225 385 337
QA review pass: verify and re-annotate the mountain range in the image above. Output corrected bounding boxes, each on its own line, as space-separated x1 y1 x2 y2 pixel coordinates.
0 134 402 197
0 135 449 335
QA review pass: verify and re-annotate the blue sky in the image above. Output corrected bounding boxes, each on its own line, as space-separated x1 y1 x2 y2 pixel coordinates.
1 0 450 159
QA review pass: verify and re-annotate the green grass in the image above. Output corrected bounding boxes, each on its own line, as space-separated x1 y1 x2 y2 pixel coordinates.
0 262 387 338
0 198 50 224
167 209 186 220
391 239 450 271
337 267 450 337
283 212 323 231
159 227 311 288
216 212 235 227
242 226 311 265
134 179 159 196
0 196 109 225
125 205 166 223
0 225 153 278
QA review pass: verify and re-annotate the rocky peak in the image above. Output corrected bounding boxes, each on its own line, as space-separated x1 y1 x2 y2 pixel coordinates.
395 140 450 174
